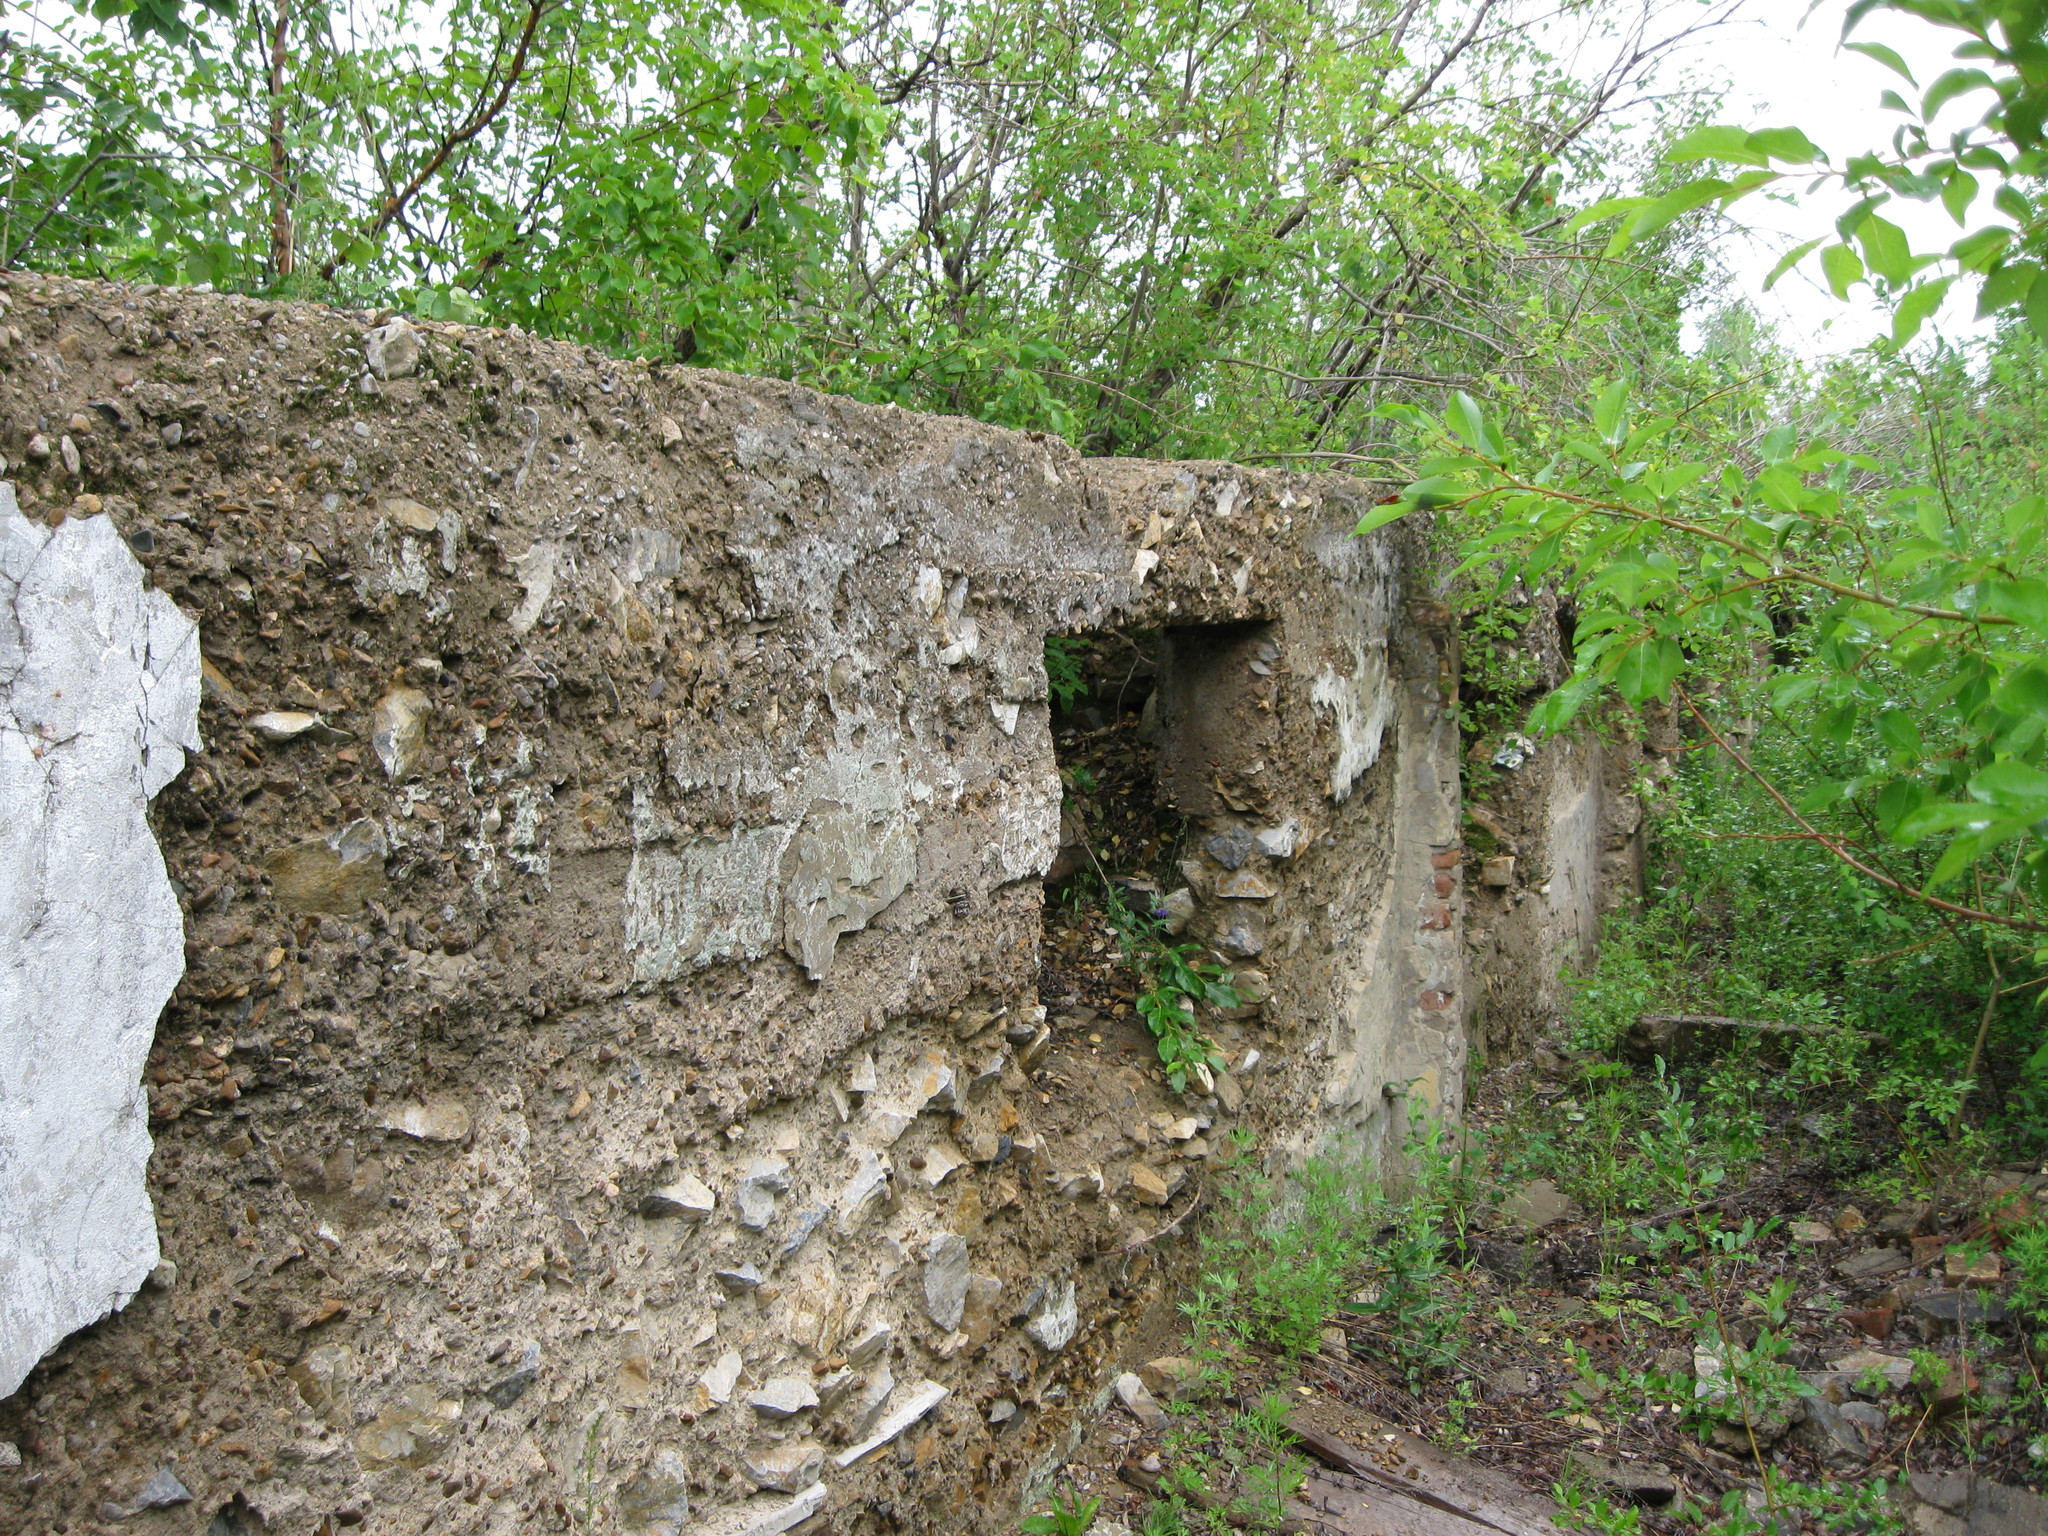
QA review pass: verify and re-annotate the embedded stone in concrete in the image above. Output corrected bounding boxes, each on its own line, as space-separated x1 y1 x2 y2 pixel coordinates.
1159 887 1197 935
690 1481 829 1536
1205 827 1254 869
848 1054 877 1098
618 1447 692 1532
844 1322 890 1367
848 1363 895 1439
370 685 431 779
701 1350 744 1406
0 498 200 1401
741 1441 824 1494
1254 821 1299 859
918 1143 968 1187
484 1341 541 1408
1127 1165 1171 1206
860 1102 917 1147
778 1206 828 1260
642 1173 717 1219
1214 867 1277 900
624 830 794 980
364 317 420 379
99 1465 192 1521
781 757 917 979
905 1050 957 1114
264 817 388 915
736 1157 790 1230
750 1376 820 1419
1115 1372 1169 1432
714 1263 763 1294
923 1232 971 1331
832 1379 949 1467
835 1150 892 1231
375 1096 472 1142
1026 1279 1079 1352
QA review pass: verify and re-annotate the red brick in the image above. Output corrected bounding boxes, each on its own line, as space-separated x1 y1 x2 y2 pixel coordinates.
1419 905 1452 931
1433 872 1456 898
1429 848 1461 869
1419 990 1455 1011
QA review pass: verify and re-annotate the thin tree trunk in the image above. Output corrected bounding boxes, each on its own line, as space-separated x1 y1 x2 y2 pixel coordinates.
267 0 293 277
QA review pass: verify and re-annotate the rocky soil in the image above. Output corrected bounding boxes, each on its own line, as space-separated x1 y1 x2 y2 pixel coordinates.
1039 1053 2048 1536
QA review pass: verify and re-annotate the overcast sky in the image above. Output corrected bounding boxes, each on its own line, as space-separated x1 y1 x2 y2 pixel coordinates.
1698 0 1998 356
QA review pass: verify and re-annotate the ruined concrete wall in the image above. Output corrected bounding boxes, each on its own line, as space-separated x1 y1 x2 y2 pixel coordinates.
1460 596 1671 1059
0 275 1461 1536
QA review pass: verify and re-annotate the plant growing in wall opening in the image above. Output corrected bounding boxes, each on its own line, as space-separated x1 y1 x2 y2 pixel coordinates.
1097 874 1237 1094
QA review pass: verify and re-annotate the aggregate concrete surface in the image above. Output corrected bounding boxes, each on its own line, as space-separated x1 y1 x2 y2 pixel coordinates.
0 274 1465 1535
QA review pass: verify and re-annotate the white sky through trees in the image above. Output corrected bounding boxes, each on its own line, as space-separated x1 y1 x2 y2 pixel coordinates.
1692 0 2002 356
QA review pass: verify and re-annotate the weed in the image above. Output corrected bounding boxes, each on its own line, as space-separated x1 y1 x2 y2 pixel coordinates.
1095 876 1235 1092
1191 1152 1375 1358
2011 1220 2048 1347
1346 1116 1474 1386
1701 1473 1905 1536
1044 636 1088 713
1439 1377 1482 1454
1020 1487 1098 1536
1553 1483 1644 1536
1140 1393 1303 1535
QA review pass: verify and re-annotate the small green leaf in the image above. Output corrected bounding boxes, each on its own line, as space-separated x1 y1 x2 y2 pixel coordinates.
1875 708 1922 757
1613 636 1684 703
1591 378 1630 444
1941 168 1978 225
1402 476 1467 512
2027 274 2048 345
1845 40 1916 86
1666 125 1761 164
2004 493 2047 543
1820 242 1865 298
1747 127 1824 164
1857 215 1917 285
1446 391 1503 459
1995 660 2048 718
1977 259 2039 317
1951 226 2011 272
1890 276 1954 347
1763 236 1825 291
1353 502 1412 537
1798 779 1849 813
1627 178 1733 241
1982 577 2048 633
1564 195 1653 236
1923 67 1994 122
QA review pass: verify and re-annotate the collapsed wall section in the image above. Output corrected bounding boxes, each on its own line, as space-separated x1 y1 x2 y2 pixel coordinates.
0 276 1462 1536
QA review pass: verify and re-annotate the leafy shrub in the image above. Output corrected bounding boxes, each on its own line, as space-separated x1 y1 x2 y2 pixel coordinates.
1044 636 1087 713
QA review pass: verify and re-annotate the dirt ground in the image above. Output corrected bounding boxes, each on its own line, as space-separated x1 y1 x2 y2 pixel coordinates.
1032 1047 2048 1535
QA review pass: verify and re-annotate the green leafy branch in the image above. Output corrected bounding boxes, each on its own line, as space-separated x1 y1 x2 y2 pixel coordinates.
1359 376 2048 943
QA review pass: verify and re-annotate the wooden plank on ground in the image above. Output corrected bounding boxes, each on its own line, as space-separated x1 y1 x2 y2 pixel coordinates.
1292 1466 1508 1536
1285 1398 1561 1536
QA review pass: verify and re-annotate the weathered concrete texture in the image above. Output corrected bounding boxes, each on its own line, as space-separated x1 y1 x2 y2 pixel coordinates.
0 277 1460 1536
1460 591 1668 1057
0 487 199 1398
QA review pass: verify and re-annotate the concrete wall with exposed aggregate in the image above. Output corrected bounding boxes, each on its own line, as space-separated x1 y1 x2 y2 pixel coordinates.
0 275 1467 1536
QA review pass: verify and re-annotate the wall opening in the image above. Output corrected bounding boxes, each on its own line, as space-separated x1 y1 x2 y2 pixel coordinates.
1036 623 1280 1091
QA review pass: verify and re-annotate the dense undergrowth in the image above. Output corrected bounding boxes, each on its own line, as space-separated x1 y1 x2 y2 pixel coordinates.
1024 739 2048 1535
